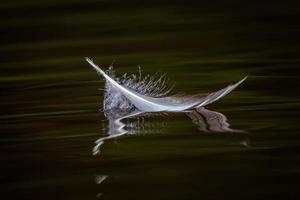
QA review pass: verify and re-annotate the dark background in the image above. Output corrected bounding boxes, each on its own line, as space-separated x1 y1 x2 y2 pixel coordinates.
1 0 300 200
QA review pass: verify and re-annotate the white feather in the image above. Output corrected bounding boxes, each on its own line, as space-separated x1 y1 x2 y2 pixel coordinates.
86 58 246 112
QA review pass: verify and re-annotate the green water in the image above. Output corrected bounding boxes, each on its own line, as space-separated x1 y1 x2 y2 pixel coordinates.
1 0 300 199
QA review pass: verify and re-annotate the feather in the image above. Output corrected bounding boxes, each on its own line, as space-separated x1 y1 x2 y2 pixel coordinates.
86 57 246 112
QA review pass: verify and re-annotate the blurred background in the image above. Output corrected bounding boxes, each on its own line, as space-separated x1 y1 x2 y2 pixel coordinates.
1 0 300 199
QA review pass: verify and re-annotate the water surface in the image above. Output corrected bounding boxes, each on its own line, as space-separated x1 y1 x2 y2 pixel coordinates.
1 1 300 199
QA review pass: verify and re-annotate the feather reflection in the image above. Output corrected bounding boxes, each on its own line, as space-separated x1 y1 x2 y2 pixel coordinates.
186 107 243 133
93 108 244 155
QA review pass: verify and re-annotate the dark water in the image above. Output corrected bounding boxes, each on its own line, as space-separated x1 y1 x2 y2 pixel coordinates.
1 0 300 199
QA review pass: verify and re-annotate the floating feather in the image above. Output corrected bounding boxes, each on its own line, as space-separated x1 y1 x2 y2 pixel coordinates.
86 57 246 112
